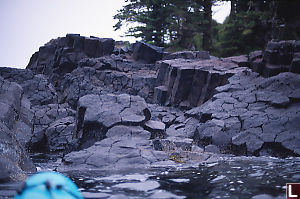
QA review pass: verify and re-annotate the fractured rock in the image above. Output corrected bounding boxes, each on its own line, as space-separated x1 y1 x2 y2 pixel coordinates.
188 71 300 157
154 58 249 108
75 93 151 148
249 40 300 76
0 77 36 182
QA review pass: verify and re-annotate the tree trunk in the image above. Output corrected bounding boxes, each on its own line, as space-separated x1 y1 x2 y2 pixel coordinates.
202 0 213 52
230 0 237 16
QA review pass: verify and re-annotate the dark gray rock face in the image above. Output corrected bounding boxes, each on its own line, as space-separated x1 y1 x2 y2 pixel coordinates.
27 34 115 86
132 42 164 64
0 77 36 182
153 58 248 108
249 40 300 77
187 71 300 157
30 103 77 152
0 67 58 106
25 35 159 107
60 57 157 108
75 93 151 148
1 35 300 178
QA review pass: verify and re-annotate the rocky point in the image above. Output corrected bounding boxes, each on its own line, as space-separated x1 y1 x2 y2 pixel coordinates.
0 34 299 183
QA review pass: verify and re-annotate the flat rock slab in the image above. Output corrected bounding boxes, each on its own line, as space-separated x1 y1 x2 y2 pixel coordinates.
144 120 166 133
62 125 168 171
78 93 149 128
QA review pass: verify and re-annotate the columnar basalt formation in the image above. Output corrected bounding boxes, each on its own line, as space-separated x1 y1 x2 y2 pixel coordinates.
186 71 300 157
249 40 300 76
153 58 248 108
0 34 299 181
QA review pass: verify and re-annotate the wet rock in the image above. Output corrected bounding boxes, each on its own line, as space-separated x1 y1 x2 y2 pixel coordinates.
62 125 164 171
81 192 110 199
113 180 160 192
150 189 185 199
166 117 198 138
152 137 193 151
251 194 279 199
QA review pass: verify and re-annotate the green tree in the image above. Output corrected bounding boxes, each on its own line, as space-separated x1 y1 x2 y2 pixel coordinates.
274 0 300 40
202 0 213 51
113 0 215 51
114 0 172 46
213 0 273 57
213 0 300 57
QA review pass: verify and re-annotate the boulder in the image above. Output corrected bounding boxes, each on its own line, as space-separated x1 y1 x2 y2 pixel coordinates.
132 42 164 64
83 37 114 58
44 116 77 152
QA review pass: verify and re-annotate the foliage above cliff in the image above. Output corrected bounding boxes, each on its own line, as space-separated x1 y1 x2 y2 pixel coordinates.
114 0 300 57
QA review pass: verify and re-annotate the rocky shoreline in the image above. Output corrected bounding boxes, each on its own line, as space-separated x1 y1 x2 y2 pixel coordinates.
0 34 299 183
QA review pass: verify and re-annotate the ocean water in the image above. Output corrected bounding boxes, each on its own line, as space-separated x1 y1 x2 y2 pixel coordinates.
1 155 299 199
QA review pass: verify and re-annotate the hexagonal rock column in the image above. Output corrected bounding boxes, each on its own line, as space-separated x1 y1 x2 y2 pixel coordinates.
153 58 248 108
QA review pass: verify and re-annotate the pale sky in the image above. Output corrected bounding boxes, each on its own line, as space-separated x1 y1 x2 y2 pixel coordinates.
0 0 230 69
